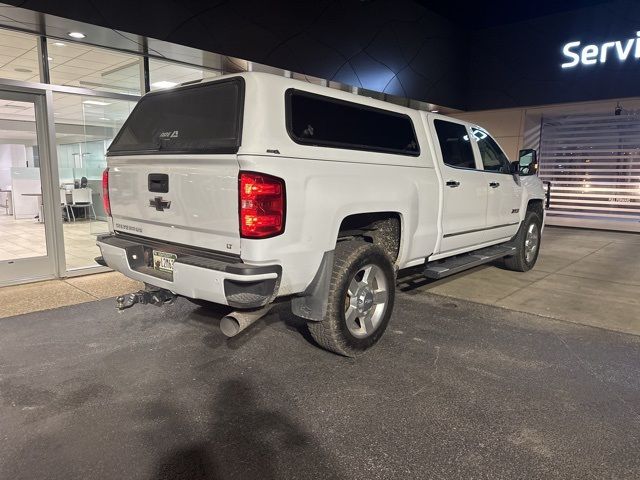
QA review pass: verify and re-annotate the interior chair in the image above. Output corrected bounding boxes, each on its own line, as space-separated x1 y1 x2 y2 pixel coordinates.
60 188 73 221
70 187 96 221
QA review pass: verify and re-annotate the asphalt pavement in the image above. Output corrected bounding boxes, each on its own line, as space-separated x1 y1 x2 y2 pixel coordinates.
1 291 639 479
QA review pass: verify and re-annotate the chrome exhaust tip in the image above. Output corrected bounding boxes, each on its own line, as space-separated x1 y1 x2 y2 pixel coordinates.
220 305 273 337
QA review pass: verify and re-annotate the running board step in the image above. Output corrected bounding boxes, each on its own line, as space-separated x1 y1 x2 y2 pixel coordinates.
423 244 516 280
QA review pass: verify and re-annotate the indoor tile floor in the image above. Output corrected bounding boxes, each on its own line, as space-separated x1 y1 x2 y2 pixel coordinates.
0 213 102 269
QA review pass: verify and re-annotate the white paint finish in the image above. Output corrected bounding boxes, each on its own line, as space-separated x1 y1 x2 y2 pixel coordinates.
103 72 546 299
237 154 439 294
238 73 432 169
108 155 241 254
438 166 488 252
98 242 274 305
483 170 521 234
427 235 514 261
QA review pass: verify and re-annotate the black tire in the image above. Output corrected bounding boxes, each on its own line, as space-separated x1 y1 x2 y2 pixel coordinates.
503 210 542 272
307 240 396 357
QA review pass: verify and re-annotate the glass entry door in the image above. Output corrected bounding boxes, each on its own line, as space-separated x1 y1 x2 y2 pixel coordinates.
0 90 57 285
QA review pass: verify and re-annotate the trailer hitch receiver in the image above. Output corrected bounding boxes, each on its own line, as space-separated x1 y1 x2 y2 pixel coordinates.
116 288 176 310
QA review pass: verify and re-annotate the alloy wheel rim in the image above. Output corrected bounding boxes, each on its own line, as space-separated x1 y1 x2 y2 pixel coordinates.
524 223 539 263
344 264 388 338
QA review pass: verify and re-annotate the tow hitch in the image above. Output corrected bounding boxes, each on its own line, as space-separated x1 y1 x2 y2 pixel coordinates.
116 288 177 310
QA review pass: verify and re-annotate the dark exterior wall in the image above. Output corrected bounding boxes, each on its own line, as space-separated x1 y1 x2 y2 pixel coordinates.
6 0 469 109
467 0 640 110
7 0 639 111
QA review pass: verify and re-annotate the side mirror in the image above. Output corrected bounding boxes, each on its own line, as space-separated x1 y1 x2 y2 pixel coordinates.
509 160 520 175
518 149 538 176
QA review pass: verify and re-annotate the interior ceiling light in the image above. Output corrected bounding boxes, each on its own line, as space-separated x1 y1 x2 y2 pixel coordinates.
83 100 111 106
48 57 53 61
68 32 86 39
431 110 439 113
151 81 178 89
52 42 65 47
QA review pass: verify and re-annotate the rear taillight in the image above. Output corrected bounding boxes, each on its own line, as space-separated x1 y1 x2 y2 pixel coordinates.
239 172 285 238
102 167 111 217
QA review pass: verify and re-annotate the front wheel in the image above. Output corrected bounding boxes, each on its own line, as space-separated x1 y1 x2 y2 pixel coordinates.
503 210 542 272
307 241 396 357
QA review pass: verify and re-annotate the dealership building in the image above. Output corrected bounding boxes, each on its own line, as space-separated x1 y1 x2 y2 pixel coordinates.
0 1 638 285
1 2 639 479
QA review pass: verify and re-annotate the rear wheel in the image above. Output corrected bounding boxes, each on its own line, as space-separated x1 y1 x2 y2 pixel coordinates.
503 210 542 272
307 241 395 357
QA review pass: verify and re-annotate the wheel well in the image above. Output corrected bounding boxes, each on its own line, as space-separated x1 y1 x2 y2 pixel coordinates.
337 212 401 262
527 199 544 218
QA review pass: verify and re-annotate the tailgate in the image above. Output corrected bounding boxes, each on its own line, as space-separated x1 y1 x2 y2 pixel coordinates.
109 155 240 254
105 76 245 255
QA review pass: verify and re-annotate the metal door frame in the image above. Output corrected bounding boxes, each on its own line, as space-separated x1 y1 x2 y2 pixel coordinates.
0 87 63 285
0 78 140 285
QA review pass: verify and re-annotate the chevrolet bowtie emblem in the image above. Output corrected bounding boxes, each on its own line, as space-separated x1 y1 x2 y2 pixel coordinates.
149 196 171 211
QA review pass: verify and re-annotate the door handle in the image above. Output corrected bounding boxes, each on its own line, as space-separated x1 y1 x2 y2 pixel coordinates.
446 180 460 188
489 182 500 188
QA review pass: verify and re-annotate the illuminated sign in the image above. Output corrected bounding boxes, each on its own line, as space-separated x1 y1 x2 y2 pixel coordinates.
561 31 640 68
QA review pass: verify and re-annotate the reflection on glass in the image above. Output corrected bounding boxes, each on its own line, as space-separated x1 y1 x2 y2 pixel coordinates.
149 59 221 90
0 29 40 83
48 40 142 95
53 93 135 270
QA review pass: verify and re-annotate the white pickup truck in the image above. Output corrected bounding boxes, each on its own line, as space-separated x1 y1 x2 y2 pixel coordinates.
97 72 546 356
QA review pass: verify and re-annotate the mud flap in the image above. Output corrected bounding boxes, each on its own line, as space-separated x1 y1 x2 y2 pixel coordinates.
291 250 334 321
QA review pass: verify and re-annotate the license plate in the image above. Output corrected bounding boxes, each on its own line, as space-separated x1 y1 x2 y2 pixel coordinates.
152 250 177 273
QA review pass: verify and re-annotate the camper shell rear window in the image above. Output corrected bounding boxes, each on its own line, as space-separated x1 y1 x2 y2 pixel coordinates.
108 77 244 156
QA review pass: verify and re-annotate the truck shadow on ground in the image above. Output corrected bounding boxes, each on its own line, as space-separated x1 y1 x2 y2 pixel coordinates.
149 378 342 480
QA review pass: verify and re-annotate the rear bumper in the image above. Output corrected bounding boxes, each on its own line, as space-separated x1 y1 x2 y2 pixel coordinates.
96 234 281 308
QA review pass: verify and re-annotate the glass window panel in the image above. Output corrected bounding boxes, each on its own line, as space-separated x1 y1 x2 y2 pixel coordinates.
53 92 136 270
110 79 243 155
287 90 420 156
471 128 511 173
0 99 48 263
0 28 40 83
434 120 476 169
48 41 142 95
148 58 221 91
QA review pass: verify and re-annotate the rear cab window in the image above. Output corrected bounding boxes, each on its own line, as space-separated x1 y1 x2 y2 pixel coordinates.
108 77 244 156
285 89 420 156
